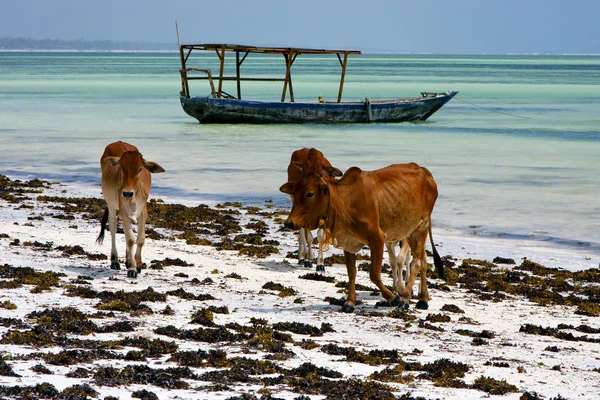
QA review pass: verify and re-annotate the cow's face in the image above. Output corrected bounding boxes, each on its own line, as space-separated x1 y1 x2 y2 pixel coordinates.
118 151 145 200
280 173 329 231
103 151 165 201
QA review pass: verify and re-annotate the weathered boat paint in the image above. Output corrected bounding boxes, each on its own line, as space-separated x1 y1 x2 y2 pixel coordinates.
180 91 458 124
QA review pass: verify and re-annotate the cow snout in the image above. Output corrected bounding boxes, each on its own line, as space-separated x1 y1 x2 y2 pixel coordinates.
283 221 296 231
122 190 134 199
278 220 297 232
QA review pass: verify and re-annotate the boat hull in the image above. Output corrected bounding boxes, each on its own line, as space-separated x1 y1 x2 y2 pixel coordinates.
180 91 458 124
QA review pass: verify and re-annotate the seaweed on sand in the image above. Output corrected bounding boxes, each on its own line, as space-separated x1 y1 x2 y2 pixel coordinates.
272 321 330 337
167 349 228 368
404 358 471 387
147 200 241 237
0 264 64 292
520 323 600 344
262 281 298 297
321 343 402 366
471 375 518 395
154 325 249 344
93 364 194 389
198 357 281 384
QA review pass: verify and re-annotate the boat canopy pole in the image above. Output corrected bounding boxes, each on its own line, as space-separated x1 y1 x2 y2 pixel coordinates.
337 52 349 103
288 53 299 102
178 47 193 98
217 45 226 98
236 51 241 99
230 51 250 99
179 45 188 97
177 21 188 98
281 51 296 102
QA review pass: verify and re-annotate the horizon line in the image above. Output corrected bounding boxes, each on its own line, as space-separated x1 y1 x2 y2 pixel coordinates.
1 48 600 57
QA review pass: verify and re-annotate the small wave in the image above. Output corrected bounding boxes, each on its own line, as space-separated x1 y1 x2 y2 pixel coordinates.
466 228 600 252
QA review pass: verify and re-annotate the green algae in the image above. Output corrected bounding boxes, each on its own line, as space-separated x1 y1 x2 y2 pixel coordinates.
471 375 518 395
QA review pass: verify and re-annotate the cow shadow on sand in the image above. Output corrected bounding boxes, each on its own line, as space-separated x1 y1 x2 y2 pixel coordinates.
252 260 308 273
250 260 390 314
60 263 121 280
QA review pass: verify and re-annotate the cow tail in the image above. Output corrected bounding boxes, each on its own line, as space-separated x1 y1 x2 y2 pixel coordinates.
96 207 108 245
322 227 333 248
429 224 445 280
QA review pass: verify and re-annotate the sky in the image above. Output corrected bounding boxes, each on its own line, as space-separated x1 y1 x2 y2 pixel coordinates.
1 0 599 54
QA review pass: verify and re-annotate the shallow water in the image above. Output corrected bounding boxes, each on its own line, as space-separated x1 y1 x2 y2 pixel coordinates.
0 52 598 264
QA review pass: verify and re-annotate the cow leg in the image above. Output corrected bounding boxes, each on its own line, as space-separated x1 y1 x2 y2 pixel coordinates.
386 242 402 293
417 263 429 309
120 209 138 278
415 230 430 309
369 236 397 306
400 229 429 310
108 208 120 270
134 206 147 274
342 251 357 313
316 228 326 271
304 229 313 268
297 228 307 266
404 246 413 289
400 241 412 293
392 240 411 294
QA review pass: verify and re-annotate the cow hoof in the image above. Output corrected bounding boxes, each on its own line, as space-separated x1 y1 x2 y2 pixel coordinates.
393 297 410 311
110 261 121 270
303 260 312 268
127 270 138 279
298 259 305 265
316 264 325 272
136 265 142 273
389 295 402 307
416 300 429 310
341 303 355 313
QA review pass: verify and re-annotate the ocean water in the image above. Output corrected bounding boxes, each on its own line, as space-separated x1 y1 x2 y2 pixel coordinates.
0 52 599 267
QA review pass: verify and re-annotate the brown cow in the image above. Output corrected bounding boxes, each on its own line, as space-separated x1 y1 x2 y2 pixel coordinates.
280 151 443 313
96 141 165 278
281 148 342 271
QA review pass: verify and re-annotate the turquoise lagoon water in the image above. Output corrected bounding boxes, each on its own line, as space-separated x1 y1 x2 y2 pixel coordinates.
0 52 598 265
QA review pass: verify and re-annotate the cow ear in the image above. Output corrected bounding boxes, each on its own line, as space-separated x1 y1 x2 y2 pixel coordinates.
103 156 121 167
279 182 295 194
320 182 329 196
326 167 342 177
144 161 165 174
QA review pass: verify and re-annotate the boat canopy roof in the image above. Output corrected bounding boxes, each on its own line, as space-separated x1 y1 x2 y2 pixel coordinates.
178 43 362 103
179 43 361 56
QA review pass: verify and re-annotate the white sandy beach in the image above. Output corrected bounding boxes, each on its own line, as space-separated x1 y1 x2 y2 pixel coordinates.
1 177 599 400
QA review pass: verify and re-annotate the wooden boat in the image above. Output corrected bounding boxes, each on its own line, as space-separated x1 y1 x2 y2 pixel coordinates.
178 43 458 124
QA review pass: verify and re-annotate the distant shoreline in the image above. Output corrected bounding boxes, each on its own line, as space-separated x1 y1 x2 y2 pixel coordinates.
0 49 178 53
1 49 599 56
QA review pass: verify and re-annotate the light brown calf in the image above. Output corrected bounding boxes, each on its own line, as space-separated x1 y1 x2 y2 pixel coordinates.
280 149 444 312
281 148 341 271
96 141 165 278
